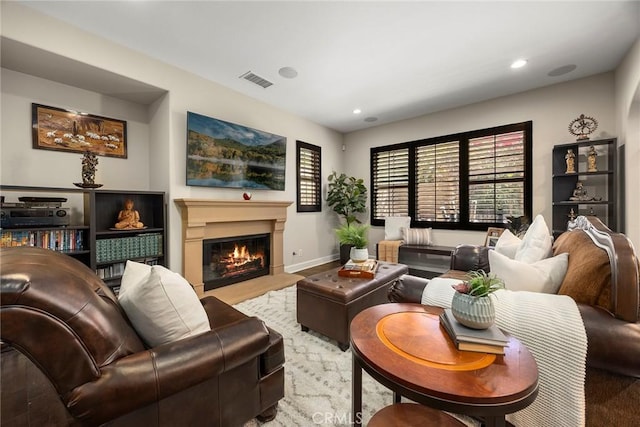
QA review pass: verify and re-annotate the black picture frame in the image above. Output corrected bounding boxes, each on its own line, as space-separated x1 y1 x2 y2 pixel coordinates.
32 103 127 158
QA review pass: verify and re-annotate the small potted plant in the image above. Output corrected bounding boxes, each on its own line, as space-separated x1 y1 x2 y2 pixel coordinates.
451 270 504 329
326 171 368 263
335 223 370 262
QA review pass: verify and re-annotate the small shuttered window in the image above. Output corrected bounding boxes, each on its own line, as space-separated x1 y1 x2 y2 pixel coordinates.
371 146 409 220
370 121 531 230
296 141 321 212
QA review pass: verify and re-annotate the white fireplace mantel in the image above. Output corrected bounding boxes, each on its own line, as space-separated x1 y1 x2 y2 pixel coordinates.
175 199 293 297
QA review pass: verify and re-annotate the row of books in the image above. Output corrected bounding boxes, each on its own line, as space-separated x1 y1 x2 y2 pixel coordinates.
0 229 85 251
439 308 508 355
96 257 160 280
96 233 163 263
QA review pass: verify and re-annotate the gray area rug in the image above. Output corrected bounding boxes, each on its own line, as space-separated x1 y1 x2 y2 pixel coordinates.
235 285 477 426
235 284 391 426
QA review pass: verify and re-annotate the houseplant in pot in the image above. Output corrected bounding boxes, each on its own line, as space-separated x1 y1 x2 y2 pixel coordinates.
451 270 504 329
335 223 370 263
326 171 368 264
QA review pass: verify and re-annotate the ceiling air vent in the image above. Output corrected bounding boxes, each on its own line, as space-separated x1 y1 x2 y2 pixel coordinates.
239 71 273 89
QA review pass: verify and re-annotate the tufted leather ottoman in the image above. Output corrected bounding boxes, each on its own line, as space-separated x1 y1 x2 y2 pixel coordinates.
296 261 408 350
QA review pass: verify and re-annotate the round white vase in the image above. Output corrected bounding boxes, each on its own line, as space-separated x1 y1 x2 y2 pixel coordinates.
350 247 369 263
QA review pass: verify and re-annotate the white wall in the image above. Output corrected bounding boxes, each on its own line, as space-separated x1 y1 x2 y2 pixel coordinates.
344 73 618 249
1 2 345 274
0 69 151 190
1 2 636 272
615 38 640 249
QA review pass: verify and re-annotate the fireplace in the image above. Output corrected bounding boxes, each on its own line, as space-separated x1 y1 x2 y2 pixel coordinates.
175 199 294 298
203 233 270 291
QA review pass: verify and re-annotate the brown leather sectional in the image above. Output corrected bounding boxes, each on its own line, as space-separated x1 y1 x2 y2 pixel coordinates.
389 216 640 426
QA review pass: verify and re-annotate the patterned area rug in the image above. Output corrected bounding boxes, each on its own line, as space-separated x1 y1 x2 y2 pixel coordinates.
235 285 392 426
235 285 477 426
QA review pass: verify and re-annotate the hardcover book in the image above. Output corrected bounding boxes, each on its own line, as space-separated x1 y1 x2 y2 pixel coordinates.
439 308 508 355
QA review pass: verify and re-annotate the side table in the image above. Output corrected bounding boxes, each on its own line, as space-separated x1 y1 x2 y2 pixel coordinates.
350 303 538 427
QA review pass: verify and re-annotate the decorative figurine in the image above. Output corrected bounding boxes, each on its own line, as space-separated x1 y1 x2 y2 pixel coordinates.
568 114 598 141
568 208 576 221
565 148 576 174
74 151 103 188
115 199 144 229
569 181 591 201
587 145 598 172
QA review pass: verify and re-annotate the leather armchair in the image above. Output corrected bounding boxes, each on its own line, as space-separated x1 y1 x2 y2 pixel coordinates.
0 247 284 426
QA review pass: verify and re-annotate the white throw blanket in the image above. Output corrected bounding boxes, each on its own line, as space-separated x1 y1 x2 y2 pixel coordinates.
422 277 587 427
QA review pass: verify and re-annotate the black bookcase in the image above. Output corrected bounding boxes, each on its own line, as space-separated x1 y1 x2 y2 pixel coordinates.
551 138 617 237
1 186 167 293
85 190 166 292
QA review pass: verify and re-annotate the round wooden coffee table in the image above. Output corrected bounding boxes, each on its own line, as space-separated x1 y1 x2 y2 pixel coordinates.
350 303 539 427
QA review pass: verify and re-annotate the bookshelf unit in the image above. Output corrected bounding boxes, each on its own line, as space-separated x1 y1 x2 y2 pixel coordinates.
1 186 167 293
551 138 617 237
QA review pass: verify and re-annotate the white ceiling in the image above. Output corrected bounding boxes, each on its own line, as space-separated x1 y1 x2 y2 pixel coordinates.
17 1 640 133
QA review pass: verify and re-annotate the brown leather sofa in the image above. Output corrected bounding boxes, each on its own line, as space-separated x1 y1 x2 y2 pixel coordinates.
0 247 285 426
389 216 640 426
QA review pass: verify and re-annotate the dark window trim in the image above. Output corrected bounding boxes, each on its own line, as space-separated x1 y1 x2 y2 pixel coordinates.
296 140 322 212
370 121 532 230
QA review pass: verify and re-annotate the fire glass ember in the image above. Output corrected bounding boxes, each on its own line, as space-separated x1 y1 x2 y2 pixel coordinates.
203 234 270 291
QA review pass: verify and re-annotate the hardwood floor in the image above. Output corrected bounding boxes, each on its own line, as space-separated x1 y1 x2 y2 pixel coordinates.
209 261 341 305
294 260 342 276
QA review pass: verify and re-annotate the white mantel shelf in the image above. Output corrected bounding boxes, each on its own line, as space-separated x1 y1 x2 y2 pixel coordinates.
174 199 293 297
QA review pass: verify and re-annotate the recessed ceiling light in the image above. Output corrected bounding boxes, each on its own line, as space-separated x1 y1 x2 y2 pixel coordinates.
278 66 298 79
353 108 362 115
510 59 528 69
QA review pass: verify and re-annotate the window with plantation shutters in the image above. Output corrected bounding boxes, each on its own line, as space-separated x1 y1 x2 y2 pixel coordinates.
370 121 531 230
371 146 409 221
468 131 525 222
296 141 321 212
416 141 460 222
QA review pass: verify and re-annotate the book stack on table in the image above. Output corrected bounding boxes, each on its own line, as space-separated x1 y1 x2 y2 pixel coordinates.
439 308 508 355
338 259 378 279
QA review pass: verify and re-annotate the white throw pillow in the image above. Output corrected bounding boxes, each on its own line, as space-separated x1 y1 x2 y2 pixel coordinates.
119 260 152 297
489 250 568 294
401 227 432 246
118 264 211 347
515 214 552 264
384 216 411 240
494 229 521 259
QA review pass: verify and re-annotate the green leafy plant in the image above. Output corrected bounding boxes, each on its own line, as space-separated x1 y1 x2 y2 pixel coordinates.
326 171 367 227
335 223 369 249
452 270 505 297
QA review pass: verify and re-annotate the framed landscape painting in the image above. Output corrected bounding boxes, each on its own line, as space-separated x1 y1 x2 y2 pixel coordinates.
186 111 286 190
32 103 127 158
